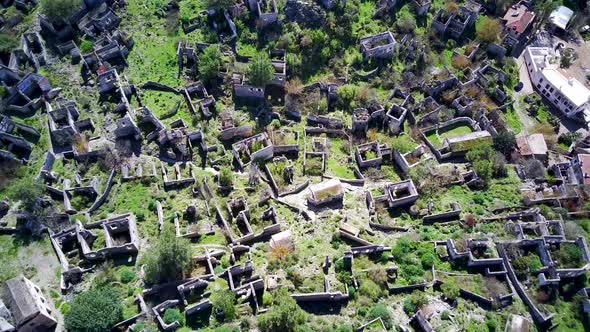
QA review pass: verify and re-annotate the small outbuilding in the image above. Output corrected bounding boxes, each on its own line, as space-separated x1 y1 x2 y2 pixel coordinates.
516 133 548 161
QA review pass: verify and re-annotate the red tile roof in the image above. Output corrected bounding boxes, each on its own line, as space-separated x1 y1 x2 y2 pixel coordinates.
503 4 536 34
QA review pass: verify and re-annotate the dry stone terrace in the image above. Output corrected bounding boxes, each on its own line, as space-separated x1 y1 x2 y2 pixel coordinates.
2 0 590 331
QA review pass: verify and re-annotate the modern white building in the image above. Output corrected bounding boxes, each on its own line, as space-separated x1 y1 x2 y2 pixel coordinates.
549 6 573 30
524 46 590 125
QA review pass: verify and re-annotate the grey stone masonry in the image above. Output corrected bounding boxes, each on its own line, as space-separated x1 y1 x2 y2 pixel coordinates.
360 31 397 61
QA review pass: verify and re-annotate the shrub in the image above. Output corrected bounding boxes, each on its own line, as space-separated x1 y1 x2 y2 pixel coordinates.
441 282 460 300
486 318 498 331
163 308 184 326
41 0 82 23
558 131 583 147
359 279 384 301
367 304 392 329
451 55 471 70
466 144 506 182
420 253 435 269
402 292 428 315
119 269 135 283
79 40 94 53
64 287 123 332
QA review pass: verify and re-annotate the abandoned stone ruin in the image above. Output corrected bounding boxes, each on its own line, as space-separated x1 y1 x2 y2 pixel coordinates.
2 0 590 331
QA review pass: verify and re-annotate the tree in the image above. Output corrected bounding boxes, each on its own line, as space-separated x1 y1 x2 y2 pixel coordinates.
200 45 223 83
64 287 123 332
0 34 19 54
248 52 274 87
257 288 306 332
8 176 46 213
218 166 234 187
40 0 82 24
211 289 237 322
143 225 193 284
476 17 502 43
206 0 236 10
558 131 583 147
493 130 516 156
521 159 546 179
466 144 506 183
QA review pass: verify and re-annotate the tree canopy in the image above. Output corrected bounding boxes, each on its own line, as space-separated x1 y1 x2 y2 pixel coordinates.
206 0 236 10
8 176 47 217
257 288 306 332
211 289 237 322
466 144 506 183
476 17 502 43
493 130 516 156
40 0 82 24
0 34 19 54
64 287 123 332
248 52 274 87
200 45 224 83
143 224 193 284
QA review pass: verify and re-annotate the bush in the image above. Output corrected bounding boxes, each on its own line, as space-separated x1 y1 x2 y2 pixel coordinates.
64 287 123 332
451 55 471 70
206 0 236 10
359 279 384 301
367 304 392 329
119 268 135 284
402 292 428 315
420 253 435 269
79 40 94 53
558 131 583 147
41 0 82 23
163 308 184 326
466 144 506 182
441 282 460 300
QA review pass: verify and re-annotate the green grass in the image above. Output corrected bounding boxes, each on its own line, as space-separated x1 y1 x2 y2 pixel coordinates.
419 167 522 216
504 106 523 134
438 125 473 139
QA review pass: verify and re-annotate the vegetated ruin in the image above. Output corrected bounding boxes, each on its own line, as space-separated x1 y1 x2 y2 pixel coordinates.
2 0 590 331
